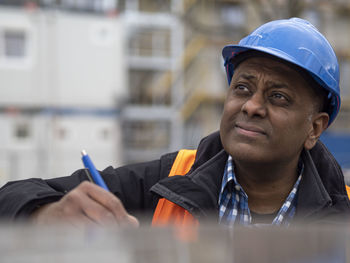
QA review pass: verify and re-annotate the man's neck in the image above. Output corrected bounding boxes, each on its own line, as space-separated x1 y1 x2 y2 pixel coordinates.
234 157 300 214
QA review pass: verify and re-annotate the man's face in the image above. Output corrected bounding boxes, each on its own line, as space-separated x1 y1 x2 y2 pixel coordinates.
220 56 323 165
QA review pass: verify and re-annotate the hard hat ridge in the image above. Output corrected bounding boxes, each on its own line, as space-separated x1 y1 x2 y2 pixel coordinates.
222 17 340 126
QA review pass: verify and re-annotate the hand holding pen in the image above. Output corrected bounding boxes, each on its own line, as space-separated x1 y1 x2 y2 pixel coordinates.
30 151 139 227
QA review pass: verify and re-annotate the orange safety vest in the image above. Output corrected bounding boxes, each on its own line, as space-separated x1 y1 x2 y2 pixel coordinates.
152 149 198 227
152 149 350 227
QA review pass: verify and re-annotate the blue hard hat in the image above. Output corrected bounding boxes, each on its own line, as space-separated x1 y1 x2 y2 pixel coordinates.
222 18 340 125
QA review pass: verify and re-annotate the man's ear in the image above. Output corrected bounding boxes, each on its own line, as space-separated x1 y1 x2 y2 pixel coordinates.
304 112 329 150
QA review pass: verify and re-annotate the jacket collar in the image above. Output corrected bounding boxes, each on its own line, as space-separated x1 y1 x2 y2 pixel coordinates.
296 149 332 219
150 132 226 217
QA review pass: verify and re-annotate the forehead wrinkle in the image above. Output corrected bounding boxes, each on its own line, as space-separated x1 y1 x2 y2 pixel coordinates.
241 73 256 80
235 60 304 90
234 58 317 100
235 57 300 79
235 70 291 90
234 72 256 81
265 80 289 90
244 58 292 73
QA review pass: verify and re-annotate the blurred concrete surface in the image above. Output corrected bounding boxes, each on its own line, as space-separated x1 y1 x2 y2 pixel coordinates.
0 223 348 263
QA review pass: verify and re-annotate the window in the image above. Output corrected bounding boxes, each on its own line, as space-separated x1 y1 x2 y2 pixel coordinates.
4 30 26 58
0 26 34 69
15 122 30 140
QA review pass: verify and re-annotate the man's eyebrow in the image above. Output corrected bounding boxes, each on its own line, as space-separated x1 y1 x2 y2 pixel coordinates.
236 73 256 80
235 73 291 89
266 80 289 89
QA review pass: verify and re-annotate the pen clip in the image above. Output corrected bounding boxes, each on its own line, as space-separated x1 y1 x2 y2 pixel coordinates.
84 168 94 183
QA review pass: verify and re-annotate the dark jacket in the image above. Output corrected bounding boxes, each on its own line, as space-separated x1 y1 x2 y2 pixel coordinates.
0 131 349 224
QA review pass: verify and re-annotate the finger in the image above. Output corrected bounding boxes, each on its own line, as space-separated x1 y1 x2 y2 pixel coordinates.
81 181 128 216
33 201 95 226
126 215 140 228
79 181 138 226
57 202 98 227
79 196 117 225
64 214 96 227
63 183 117 225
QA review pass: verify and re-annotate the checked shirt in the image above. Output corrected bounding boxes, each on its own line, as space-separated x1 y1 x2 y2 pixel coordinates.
218 156 303 227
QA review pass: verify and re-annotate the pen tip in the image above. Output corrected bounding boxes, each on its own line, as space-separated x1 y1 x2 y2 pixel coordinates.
81 150 87 156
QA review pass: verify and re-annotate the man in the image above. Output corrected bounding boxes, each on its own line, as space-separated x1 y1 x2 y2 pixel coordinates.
0 18 349 227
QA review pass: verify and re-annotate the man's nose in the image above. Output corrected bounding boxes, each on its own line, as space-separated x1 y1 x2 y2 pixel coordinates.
241 93 267 118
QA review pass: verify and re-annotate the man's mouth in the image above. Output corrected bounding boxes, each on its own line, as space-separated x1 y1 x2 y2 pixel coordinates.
234 123 266 137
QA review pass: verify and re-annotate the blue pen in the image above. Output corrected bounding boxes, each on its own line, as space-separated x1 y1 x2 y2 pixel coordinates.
81 150 109 191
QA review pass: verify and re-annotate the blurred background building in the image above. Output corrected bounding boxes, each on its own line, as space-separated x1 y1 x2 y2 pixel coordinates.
0 0 349 186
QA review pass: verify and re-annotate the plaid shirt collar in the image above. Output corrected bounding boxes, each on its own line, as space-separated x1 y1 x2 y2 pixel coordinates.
218 155 303 227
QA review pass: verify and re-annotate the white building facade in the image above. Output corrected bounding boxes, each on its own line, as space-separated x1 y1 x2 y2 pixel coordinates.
0 7 126 186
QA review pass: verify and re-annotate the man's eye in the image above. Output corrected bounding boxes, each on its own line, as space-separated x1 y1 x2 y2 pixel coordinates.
272 93 284 99
271 92 287 100
234 85 249 93
269 92 290 105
